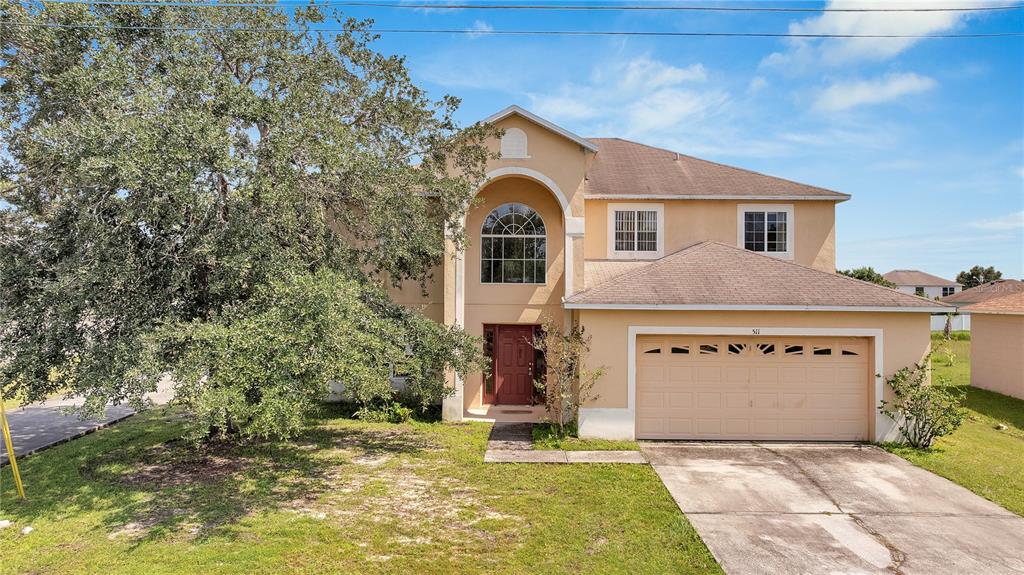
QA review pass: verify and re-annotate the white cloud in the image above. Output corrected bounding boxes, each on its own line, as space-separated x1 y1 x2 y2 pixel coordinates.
969 211 1024 231
467 20 493 39
748 76 769 94
763 0 987 67
813 73 936 111
529 56 727 143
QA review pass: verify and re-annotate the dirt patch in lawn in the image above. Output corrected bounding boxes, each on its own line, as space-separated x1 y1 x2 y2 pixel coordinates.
119 443 252 489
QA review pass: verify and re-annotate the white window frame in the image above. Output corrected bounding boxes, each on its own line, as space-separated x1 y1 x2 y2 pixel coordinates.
736 203 794 260
480 202 548 285
607 203 664 260
942 286 956 297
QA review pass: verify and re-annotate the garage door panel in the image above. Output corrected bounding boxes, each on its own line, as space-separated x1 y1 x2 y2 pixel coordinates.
724 419 750 435
637 365 664 383
637 391 665 409
725 392 749 408
696 366 723 383
669 392 694 408
751 392 777 409
637 335 869 441
696 419 722 435
668 366 693 383
725 367 749 384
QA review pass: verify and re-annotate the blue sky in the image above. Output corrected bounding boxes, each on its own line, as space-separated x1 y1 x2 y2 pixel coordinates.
340 1 1024 280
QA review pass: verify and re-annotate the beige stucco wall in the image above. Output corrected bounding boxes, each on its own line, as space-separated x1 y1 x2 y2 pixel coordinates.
384 266 445 324
484 115 593 218
576 309 931 437
970 313 1024 399
461 177 567 408
584 199 837 271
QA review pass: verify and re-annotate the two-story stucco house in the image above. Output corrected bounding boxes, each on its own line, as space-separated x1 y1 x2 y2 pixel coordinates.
391 105 948 443
882 270 964 330
883 269 961 300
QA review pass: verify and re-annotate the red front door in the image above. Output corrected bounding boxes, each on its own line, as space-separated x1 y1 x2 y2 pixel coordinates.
495 325 535 405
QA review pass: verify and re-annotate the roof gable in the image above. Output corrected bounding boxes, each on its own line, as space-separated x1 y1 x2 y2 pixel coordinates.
584 138 850 201
482 105 598 152
565 242 948 311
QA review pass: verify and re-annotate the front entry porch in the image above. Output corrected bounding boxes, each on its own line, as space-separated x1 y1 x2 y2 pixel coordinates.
463 403 547 423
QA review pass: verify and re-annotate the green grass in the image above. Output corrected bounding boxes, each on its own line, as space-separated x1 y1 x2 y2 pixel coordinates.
531 423 639 451
885 339 1024 516
931 330 970 341
0 406 718 574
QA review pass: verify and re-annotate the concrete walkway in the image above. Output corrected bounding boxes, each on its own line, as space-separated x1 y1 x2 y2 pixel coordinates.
643 442 1024 575
483 422 646 464
2 381 174 465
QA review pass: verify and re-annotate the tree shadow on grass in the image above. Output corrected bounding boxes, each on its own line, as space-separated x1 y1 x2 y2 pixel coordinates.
958 385 1024 430
1 405 439 546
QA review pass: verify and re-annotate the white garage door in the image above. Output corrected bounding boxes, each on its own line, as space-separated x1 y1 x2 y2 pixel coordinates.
635 335 870 441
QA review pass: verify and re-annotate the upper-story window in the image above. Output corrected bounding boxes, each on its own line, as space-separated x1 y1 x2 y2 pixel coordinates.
915 287 926 297
942 286 956 297
500 128 529 159
607 203 664 259
737 204 794 259
481 203 546 284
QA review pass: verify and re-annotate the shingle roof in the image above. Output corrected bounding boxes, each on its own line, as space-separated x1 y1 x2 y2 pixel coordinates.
566 242 948 310
941 279 1024 305
960 291 1024 315
584 260 652 289
584 138 850 201
882 270 959 287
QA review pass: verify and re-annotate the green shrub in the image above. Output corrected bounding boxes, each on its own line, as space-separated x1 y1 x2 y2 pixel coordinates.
880 355 966 449
148 270 480 441
354 402 413 424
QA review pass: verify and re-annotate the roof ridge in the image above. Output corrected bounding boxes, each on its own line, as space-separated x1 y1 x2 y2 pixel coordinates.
586 137 846 198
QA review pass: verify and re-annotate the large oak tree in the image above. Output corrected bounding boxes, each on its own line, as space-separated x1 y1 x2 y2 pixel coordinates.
0 3 493 439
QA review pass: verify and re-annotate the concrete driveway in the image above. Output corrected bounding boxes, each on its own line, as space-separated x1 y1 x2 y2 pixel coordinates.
643 442 1024 575
2 379 174 465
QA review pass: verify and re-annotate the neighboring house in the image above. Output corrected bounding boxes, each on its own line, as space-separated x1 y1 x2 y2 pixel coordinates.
961 292 1024 400
883 269 961 299
882 270 966 331
391 105 948 442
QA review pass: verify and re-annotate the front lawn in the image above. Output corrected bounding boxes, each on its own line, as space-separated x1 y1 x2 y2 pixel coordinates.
885 338 1024 516
0 406 719 575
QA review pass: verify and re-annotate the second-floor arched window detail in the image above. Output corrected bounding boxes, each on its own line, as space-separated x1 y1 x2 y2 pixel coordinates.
480 203 546 284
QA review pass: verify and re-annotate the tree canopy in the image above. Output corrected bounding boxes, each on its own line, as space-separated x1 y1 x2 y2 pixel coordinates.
956 266 1003 289
0 3 493 438
837 267 896 289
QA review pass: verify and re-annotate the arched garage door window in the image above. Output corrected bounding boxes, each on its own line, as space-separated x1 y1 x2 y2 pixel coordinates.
480 203 546 284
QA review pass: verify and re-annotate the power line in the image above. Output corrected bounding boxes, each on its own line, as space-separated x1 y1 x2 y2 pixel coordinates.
24 0 1024 12
2 19 1022 37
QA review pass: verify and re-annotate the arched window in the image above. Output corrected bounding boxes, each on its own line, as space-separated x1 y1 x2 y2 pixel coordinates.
481 203 546 284
500 128 529 158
